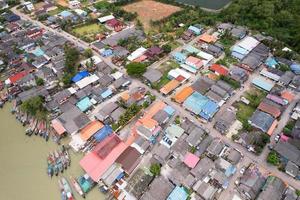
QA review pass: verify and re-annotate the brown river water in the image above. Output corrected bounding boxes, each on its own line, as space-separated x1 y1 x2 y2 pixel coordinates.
0 103 105 200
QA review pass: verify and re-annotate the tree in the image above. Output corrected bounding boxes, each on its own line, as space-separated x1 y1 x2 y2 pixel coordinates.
162 44 172 53
20 96 47 120
267 151 279 166
83 48 93 58
150 163 161 176
36 77 44 86
296 190 300 197
126 62 147 77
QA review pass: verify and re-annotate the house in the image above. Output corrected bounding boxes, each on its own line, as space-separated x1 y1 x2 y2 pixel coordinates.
127 47 147 61
4 13 21 22
113 46 129 58
106 18 123 32
188 25 202 35
278 71 294 86
291 63 300 75
98 15 115 23
248 110 275 134
230 26 247 39
199 33 217 44
95 102 118 121
209 64 228 76
69 0 81 9
206 138 225 158
141 177 174 200
191 77 215 94
167 186 189 200
185 126 205 147
181 29 194 41
174 86 194 104
237 164 266 200
205 44 223 57
161 124 185 148
17 73 36 88
285 161 299 178
229 66 249 83
144 46 163 59
257 176 286 200
193 180 218 200
23 1 35 12
131 135 150 155
80 120 103 141
191 157 215 179
252 77 274 92
115 146 141 175
290 75 300 91
231 36 259 60
214 110 236 134
74 9 87 17
257 101 281 118
153 143 171 164
160 80 180 95
143 68 163 84
185 56 203 70
172 52 187 63
260 68 281 81
217 23 233 33
274 141 300 166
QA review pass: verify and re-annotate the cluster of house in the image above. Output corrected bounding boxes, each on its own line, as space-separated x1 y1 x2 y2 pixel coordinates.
105 116 244 200
235 163 299 200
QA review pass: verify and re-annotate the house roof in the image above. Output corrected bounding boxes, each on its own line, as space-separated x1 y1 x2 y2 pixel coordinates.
274 141 300 166
160 79 180 95
258 101 281 118
281 90 294 103
252 77 274 91
184 152 200 168
199 33 217 43
80 134 127 182
249 110 275 133
174 86 194 103
167 186 189 200
80 120 104 141
210 64 228 76
143 68 163 83
8 70 30 84
141 177 174 200
115 146 141 174
257 176 286 200
51 119 66 135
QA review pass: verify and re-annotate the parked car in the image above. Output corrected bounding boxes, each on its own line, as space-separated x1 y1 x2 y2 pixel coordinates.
275 134 281 142
240 167 246 174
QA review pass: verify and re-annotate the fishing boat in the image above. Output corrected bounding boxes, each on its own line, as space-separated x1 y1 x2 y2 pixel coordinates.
61 177 74 200
54 165 59 176
70 176 85 198
47 165 53 178
61 191 67 200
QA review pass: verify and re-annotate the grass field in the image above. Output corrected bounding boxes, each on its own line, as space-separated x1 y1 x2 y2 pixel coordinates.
72 23 107 42
123 0 181 31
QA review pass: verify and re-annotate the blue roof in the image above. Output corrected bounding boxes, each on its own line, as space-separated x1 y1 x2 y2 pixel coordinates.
94 125 113 142
164 105 175 116
76 97 92 112
60 10 73 18
183 92 209 115
231 51 245 60
167 186 188 200
188 25 202 35
184 45 199 54
101 88 113 98
265 57 278 68
101 49 113 57
200 100 219 120
291 63 300 74
225 165 236 177
232 45 248 55
252 77 274 91
72 70 89 82
32 48 45 57
172 52 187 62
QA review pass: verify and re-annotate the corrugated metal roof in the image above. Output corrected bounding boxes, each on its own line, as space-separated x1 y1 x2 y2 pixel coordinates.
160 79 180 95
174 86 194 103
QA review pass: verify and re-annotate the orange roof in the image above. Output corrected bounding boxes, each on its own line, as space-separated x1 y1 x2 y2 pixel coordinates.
144 100 166 119
267 120 278 136
199 33 217 43
51 119 66 135
80 121 104 141
133 55 147 62
281 90 294 103
174 86 194 103
160 79 180 95
207 73 219 80
120 91 130 101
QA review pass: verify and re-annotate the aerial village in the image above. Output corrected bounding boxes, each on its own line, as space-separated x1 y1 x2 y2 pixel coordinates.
1 0 300 200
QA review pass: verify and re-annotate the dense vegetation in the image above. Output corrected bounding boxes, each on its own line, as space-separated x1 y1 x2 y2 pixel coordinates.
20 96 47 120
151 0 300 55
62 45 80 86
126 62 147 77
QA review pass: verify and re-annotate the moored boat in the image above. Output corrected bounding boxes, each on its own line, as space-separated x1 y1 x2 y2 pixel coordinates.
70 176 85 198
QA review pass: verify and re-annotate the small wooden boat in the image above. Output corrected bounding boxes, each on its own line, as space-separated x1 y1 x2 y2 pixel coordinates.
61 177 74 200
70 176 85 198
47 165 53 178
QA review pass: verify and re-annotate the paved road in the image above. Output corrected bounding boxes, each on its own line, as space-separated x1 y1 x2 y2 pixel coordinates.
12 7 300 190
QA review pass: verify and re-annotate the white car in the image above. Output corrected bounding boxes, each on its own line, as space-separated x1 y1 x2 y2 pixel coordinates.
274 134 281 142
239 167 246 174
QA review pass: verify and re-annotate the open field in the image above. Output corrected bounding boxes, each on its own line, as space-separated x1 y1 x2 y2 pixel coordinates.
123 0 181 31
72 23 107 42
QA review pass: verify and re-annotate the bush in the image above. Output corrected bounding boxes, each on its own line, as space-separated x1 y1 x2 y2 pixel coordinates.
36 77 44 86
150 163 161 176
126 62 147 77
267 151 279 166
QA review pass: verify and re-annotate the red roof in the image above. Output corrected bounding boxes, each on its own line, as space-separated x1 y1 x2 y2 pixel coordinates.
258 101 281 118
210 64 229 76
9 70 29 84
80 133 128 182
115 146 141 174
106 18 122 27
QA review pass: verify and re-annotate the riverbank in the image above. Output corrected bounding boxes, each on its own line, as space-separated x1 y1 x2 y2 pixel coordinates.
175 0 232 11
0 103 105 200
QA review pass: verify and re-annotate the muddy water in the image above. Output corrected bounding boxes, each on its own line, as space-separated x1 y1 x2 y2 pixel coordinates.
0 103 105 200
